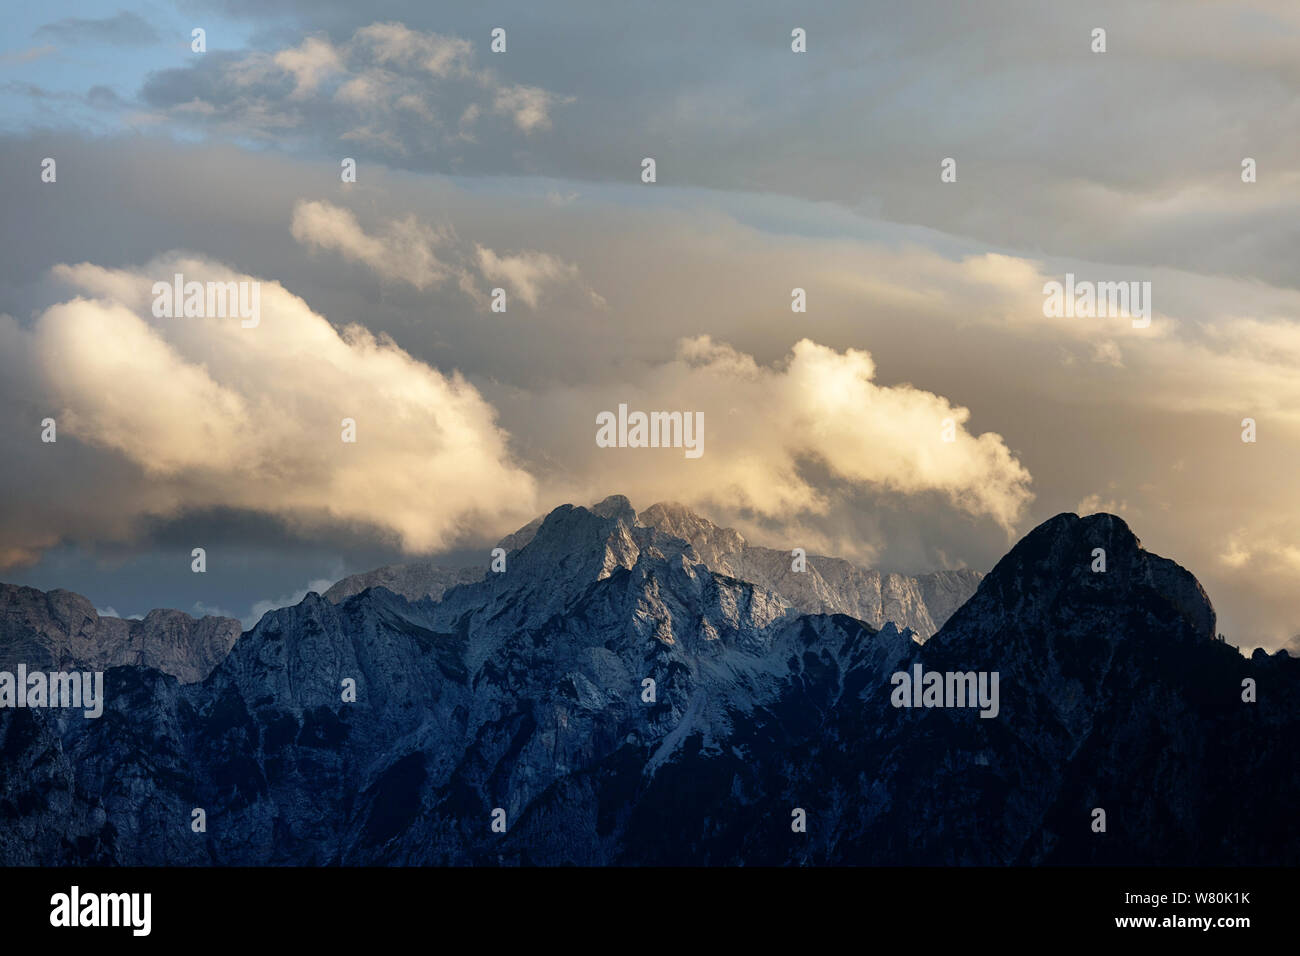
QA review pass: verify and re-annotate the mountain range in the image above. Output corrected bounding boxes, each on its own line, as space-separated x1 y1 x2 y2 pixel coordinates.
322 499 981 641
0 496 1294 865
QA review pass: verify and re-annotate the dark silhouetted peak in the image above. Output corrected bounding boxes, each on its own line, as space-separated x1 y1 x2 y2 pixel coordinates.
948 511 1215 646
987 512 1140 588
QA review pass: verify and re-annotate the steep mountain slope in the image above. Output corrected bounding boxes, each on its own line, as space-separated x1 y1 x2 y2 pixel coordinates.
0 583 240 684
0 505 1294 866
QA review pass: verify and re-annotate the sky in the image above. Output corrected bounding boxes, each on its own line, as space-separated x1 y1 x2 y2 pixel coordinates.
0 1 1297 650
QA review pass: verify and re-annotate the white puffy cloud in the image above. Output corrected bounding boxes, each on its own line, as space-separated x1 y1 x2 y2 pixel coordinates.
1 255 538 561
273 36 344 97
519 336 1034 543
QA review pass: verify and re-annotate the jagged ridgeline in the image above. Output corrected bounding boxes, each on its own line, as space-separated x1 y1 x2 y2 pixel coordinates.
0 497 1295 865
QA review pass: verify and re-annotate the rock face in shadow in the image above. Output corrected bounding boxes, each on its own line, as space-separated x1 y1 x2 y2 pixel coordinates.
0 506 1295 866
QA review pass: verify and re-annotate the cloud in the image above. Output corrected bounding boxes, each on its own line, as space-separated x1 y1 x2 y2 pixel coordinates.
520 336 1033 543
475 245 579 308
492 84 569 133
680 336 1034 529
0 254 538 565
1090 340 1124 367
137 21 568 155
10 3 1300 293
290 198 586 308
290 199 451 289
34 12 160 46
1219 530 1300 575
126 4 1299 289
273 37 345 97
353 22 472 77
1077 492 1131 517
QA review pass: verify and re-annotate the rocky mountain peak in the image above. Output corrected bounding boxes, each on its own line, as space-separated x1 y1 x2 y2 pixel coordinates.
954 511 1216 645
589 493 637 522
638 500 747 569
320 495 983 641
514 499 645 581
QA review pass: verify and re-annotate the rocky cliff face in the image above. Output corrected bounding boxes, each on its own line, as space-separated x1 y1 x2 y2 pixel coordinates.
0 584 240 684
0 504 1294 866
638 500 983 640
